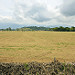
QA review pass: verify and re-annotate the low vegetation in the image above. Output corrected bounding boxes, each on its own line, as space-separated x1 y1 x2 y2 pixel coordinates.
0 59 75 75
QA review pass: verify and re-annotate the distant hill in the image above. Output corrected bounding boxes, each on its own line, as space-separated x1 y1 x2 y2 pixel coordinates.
16 26 49 31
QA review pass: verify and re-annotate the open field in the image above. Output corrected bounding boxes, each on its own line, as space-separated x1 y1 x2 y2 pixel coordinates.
0 31 75 63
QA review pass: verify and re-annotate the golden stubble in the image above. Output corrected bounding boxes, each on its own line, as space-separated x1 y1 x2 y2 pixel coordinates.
0 31 75 63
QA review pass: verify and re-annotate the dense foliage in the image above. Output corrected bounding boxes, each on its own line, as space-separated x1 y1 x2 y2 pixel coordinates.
0 59 75 75
0 26 75 31
49 26 75 31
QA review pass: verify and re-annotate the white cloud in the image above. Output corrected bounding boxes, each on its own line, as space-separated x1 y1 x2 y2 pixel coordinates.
0 16 12 23
13 0 61 26
0 0 75 27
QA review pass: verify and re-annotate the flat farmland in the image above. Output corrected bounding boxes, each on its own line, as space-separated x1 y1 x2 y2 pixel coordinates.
0 31 75 63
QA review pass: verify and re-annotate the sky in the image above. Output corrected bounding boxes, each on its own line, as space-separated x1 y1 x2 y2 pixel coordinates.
0 0 75 28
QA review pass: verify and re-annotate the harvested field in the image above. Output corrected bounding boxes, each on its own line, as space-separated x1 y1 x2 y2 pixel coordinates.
0 31 75 63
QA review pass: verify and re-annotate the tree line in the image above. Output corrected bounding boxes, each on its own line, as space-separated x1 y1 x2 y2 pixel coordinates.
49 26 75 31
0 26 75 31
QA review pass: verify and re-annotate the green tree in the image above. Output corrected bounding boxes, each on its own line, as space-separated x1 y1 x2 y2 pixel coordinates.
6 27 11 31
53 27 59 31
65 27 70 31
8 27 11 31
59 26 65 31
70 26 75 31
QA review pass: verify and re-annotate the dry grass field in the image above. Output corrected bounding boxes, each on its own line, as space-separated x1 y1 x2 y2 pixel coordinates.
0 31 75 63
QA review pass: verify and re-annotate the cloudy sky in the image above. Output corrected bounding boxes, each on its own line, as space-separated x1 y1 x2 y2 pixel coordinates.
0 0 75 28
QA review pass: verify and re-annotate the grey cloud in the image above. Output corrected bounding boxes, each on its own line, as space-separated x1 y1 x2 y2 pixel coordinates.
32 15 51 22
26 5 51 22
14 2 53 22
13 0 75 26
60 0 75 16
54 14 75 26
